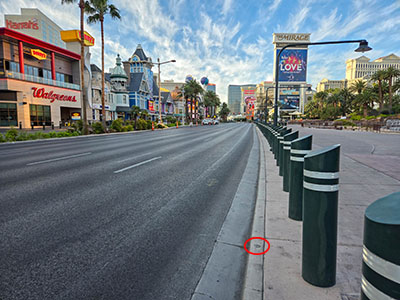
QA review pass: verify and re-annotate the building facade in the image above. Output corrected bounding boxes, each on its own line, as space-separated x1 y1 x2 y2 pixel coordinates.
5 8 66 48
346 54 400 80
228 84 256 115
109 54 129 119
206 83 216 93
0 28 82 128
316 78 348 92
123 44 158 120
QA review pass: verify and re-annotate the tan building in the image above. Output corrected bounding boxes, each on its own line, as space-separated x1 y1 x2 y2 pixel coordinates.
255 81 274 115
346 54 400 80
316 78 348 92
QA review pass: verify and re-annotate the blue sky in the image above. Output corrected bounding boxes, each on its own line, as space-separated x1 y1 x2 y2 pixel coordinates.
1 0 400 102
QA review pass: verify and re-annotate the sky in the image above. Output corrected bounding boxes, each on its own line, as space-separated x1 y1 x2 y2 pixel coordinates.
1 0 400 103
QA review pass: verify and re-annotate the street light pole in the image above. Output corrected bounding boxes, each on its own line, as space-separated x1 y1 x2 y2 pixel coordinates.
273 39 372 125
155 58 176 124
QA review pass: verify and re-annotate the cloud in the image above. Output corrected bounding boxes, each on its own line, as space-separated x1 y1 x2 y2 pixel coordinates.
222 0 233 16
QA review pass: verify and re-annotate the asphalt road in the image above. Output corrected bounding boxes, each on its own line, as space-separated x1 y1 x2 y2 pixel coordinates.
0 123 254 300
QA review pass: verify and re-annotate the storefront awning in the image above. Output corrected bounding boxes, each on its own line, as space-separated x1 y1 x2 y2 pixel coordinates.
116 106 131 112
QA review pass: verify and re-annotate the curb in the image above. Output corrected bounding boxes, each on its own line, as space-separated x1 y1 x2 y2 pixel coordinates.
191 125 260 300
241 127 266 300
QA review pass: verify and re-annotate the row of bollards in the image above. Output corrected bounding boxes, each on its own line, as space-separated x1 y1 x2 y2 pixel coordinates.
257 121 339 286
256 122 400 297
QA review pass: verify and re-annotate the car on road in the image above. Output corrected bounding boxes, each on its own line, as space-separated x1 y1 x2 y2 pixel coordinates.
212 119 219 125
202 119 211 125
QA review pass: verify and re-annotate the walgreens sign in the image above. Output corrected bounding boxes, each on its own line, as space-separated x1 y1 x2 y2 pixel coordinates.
32 87 77 103
6 18 39 30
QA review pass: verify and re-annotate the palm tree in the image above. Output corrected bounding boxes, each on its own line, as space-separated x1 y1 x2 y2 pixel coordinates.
203 90 220 118
338 88 354 116
383 67 400 114
350 79 366 95
61 0 89 135
219 103 230 122
130 105 141 130
182 80 204 123
85 0 121 130
371 70 386 111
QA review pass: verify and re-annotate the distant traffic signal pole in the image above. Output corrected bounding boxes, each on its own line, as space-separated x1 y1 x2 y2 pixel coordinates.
273 39 372 125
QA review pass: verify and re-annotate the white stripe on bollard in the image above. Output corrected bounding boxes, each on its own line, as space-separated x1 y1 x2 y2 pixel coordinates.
363 246 400 284
361 276 394 300
304 170 339 179
291 149 311 155
291 156 304 162
303 182 339 192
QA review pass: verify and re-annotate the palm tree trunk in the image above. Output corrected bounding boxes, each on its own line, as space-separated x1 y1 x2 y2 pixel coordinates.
101 19 106 131
79 0 88 135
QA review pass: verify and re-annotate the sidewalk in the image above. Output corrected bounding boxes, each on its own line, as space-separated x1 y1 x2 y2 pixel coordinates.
257 128 400 300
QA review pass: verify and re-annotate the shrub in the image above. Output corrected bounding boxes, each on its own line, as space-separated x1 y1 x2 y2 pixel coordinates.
5 128 18 141
56 131 70 138
377 114 388 118
92 122 105 134
146 120 153 130
137 119 148 130
167 123 175 127
71 131 80 136
73 120 83 132
350 114 362 121
0 134 5 143
333 119 356 127
125 125 134 131
111 119 124 132
365 116 376 120
48 131 57 138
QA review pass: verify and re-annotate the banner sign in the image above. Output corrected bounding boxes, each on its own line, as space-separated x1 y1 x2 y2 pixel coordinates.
277 49 307 82
243 89 256 119
149 100 154 112
279 87 300 110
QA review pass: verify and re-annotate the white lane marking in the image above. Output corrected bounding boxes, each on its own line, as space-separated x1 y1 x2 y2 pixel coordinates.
117 152 154 163
114 156 162 174
27 152 92 166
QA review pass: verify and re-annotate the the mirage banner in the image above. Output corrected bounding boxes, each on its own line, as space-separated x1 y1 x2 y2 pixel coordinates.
276 49 307 82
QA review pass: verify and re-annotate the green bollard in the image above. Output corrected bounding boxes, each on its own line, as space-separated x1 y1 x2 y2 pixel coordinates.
361 191 400 300
288 135 312 220
302 144 340 287
278 128 292 170
282 131 299 192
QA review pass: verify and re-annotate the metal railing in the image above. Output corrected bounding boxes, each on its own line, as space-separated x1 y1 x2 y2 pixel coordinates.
1 71 80 91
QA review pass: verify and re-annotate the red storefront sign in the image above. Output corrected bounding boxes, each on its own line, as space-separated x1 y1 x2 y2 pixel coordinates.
6 19 39 30
32 87 77 103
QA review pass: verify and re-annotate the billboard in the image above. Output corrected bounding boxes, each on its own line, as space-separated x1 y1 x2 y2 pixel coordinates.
243 89 256 119
279 87 300 110
276 49 307 82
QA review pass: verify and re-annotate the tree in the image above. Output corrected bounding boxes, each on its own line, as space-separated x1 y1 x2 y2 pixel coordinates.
338 88 354 116
350 79 366 95
371 70 386 111
181 80 204 123
203 90 220 118
383 66 400 114
130 105 141 130
219 103 230 122
85 0 121 130
140 109 149 120
61 0 89 134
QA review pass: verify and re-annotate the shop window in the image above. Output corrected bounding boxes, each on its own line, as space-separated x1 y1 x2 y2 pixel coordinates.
9 61 20 73
30 104 51 126
0 103 17 126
